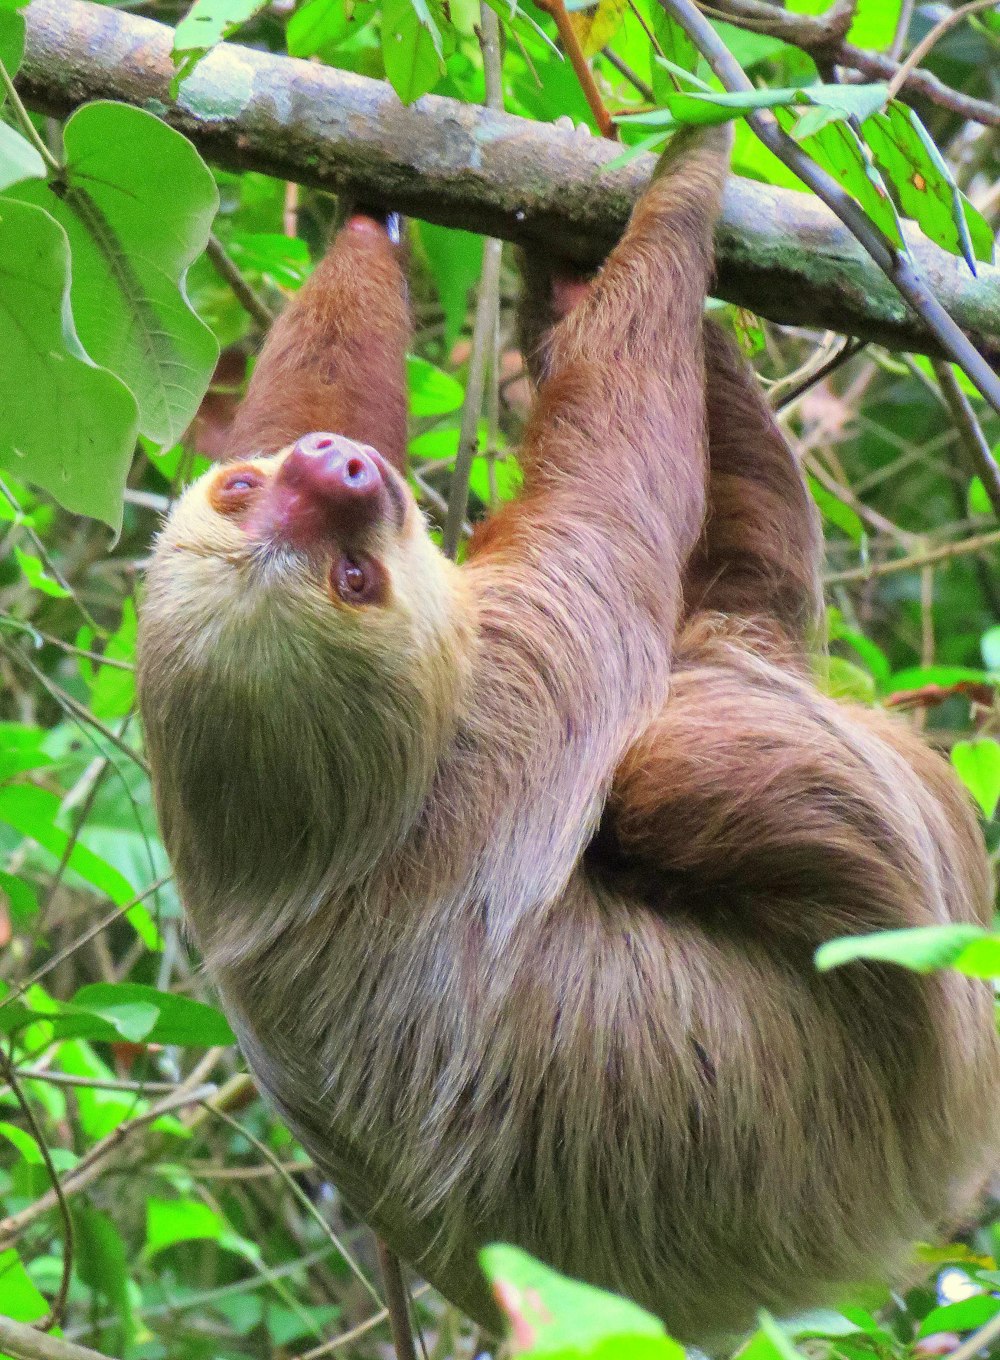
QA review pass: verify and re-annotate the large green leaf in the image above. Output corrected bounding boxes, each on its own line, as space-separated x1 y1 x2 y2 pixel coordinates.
480 1245 683 1360
863 103 993 270
11 102 219 449
0 198 138 529
382 0 447 103
0 781 136 903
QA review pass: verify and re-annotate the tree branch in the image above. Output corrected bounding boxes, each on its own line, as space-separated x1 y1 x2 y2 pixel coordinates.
0 1316 112 1360
702 0 1000 128
18 0 1000 364
657 0 1000 414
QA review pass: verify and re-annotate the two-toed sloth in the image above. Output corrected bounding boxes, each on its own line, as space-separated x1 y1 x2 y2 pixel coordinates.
137 127 1000 1346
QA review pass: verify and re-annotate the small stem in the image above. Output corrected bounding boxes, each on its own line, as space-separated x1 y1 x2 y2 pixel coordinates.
824 526 1000 584
535 0 617 137
885 0 999 102
377 1241 419 1360
0 58 61 173
206 233 276 329
931 359 1000 518
602 47 654 101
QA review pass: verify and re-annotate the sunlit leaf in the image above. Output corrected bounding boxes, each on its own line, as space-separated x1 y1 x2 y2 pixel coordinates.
918 1296 1000 1338
382 0 448 102
0 120 43 191
816 923 988 974
568 0 627 58
862 103 993 270
481 1244 683 1359
951 738 1000 819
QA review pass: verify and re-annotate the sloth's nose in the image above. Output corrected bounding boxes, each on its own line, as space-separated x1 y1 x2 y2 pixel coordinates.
270 433 393 546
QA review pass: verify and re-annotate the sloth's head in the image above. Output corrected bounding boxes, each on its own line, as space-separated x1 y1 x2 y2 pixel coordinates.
137 434 471 916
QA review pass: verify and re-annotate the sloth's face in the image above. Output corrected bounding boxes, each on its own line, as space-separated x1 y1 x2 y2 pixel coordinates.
137 433 472 903
142 432 467 694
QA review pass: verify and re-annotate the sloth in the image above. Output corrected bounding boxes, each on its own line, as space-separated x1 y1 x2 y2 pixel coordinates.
137 126 1000 1346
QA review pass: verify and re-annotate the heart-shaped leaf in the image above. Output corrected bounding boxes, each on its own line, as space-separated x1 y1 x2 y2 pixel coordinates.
0 198 138 529
11 101 219 450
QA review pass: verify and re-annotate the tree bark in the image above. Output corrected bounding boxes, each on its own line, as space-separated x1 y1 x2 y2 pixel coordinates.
18 0 1000 363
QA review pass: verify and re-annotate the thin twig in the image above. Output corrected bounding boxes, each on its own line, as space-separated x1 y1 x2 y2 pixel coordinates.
773 337 866 411
657 0 1000 417
824 526 1000 584
0 1078 219 1244
0 874 171 1011
443 3 506 557
0 58 61 172
885 0 1000 102
602 47 654 101
942 1308 1000 1360
888 0 915 61
377 1240 419 1360
931 360 1000 518
534 0 617 137
0 1047 74 1331
205 1100 385 1311
206 233 277 329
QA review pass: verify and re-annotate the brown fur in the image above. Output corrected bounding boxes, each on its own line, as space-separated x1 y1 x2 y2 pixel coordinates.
137 127 1000 1347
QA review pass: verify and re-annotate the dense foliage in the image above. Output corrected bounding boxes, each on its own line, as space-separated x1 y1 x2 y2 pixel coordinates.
0 0 998 1357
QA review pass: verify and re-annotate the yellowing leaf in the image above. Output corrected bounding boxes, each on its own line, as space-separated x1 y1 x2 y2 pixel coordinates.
568 0 627 57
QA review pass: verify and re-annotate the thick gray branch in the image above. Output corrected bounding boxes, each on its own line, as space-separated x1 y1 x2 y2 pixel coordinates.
19 0 1000 363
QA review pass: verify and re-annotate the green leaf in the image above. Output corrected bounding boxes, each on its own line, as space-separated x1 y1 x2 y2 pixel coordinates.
72 983 236 1046
13 546 70 598
918 1296 1000 1338
0 721 52 780
951 739 1000 819
288 0 361 57
0 198 138 530
408 355 464 416
0 8 25 95
146 1196 226 1256
815 923 988 975
480 1245 682 1360
649 8 697 103
950 936 1000 980
845 0 901 50
382 0 447 103
11 102 219 450
889 664 998 692
73 1206 135 1350
174 0 269 59
826 609 891 686
813 655 876 703
0 1248 48 1323
862 103 992 270
652 82 887 129
0 120 44 191
794 114 903 249
0 869 38 924
808 475 864 542
84 598 137 720
417 221 483 353
0 782 136 904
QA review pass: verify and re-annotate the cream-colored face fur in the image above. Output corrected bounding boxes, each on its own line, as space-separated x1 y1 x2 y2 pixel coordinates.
138 442 473 912
147 445 461 666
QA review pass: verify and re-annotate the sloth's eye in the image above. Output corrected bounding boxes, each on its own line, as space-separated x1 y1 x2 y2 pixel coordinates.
211 466 265 516
332 554 387 607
